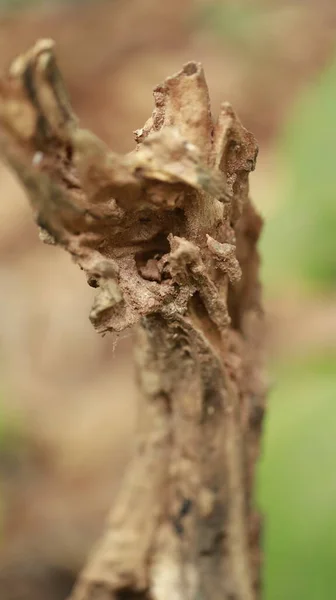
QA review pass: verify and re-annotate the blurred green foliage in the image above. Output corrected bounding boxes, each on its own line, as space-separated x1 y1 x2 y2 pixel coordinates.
196 0 265 51
0 0 39 8
195 0 280 62
0 397 21 536
259 49 336 598
261 53 336 293
0 0 90 10
258 352 336 599
0 402 21 455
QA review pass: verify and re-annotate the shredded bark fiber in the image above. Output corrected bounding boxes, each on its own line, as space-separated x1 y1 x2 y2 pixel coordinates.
0 40 266 600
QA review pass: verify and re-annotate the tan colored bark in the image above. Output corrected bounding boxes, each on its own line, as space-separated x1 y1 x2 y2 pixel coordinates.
0 40 266 600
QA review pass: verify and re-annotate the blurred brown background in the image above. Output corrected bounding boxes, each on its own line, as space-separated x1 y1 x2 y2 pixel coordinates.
0 1 335 599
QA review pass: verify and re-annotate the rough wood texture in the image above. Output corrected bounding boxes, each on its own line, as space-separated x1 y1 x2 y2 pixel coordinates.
0 40 266 600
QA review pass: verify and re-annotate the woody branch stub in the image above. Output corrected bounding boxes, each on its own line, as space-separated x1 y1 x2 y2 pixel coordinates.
0 39 265 600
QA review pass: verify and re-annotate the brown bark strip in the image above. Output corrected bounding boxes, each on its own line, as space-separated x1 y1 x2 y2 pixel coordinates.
0 40 266 600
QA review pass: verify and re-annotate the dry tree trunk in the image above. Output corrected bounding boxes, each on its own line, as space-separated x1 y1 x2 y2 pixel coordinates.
0 40 266 600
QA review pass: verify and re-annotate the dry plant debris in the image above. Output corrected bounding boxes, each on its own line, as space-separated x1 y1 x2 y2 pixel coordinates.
0 39 266 600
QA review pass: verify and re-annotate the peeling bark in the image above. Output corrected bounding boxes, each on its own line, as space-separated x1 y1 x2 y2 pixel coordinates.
0 40 266 600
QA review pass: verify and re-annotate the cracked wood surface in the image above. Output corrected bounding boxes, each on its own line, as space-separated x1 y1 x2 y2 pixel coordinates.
0 40 266 600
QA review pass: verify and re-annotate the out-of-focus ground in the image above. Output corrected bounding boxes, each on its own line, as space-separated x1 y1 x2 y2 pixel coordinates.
0 1 335 599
